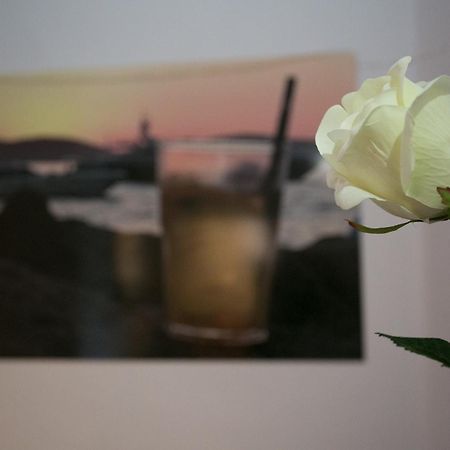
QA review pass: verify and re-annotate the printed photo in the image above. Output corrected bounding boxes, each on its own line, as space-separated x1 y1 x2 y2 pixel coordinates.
0 54 361 358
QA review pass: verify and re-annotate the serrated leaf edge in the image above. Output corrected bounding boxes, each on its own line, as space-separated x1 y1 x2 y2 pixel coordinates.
377 333 450 368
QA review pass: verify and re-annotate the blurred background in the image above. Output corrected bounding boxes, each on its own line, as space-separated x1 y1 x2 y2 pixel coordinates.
0 1 449 449
0 54 362 360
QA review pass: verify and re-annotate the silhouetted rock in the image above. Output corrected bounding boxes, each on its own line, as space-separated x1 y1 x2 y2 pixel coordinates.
0 189 360 358
213 135 320 181
0 188 162 357
267 235 361 358
0 189 79 281
0 258 79 356
120 140 158 182
0 138 109 161
287 140 320 180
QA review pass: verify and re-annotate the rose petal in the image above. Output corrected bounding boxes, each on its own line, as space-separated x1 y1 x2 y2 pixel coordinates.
342 76 389 113
372 199 417 219
387 57 423 108
326 169 383 209
315 104 347 155
372 198 440 220
388 56 411 105
403 75 450 209
330 105 407 205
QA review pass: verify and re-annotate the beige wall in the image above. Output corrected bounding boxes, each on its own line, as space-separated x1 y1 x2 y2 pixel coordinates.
0 1 448 449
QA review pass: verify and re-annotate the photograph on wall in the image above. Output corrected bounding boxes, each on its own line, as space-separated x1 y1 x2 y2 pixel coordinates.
0 53 362 359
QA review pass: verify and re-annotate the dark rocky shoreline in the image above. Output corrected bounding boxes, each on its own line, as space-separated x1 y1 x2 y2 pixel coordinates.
0 189 361 359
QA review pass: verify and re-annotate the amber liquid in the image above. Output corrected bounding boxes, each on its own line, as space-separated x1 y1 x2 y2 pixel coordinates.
161 180 276 345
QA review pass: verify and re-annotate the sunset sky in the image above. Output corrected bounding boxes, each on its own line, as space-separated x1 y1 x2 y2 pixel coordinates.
0 53 355 151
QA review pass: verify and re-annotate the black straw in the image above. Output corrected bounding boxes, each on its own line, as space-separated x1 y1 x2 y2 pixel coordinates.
265 76 297 190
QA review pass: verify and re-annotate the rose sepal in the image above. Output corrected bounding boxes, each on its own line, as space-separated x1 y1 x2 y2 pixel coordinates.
346 219 421 234
437 186 450 204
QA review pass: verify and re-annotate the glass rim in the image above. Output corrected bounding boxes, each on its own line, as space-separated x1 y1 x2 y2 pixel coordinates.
160 138 273 154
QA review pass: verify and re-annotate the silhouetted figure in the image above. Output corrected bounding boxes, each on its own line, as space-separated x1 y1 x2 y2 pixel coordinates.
123 117 159 182
139 116 151 146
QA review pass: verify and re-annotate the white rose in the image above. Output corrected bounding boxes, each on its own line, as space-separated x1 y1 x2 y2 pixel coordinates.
315 56 450 220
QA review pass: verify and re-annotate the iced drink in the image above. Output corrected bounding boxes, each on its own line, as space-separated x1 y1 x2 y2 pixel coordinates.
159 141 277 345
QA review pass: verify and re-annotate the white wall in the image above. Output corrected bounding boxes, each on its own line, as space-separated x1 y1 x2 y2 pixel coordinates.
0 1 448 449
413 0 450 444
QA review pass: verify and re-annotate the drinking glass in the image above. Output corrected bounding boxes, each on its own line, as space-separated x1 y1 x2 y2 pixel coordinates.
159 140 278 345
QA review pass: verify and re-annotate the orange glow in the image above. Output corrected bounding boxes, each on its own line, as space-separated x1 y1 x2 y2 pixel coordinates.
0 53 355 148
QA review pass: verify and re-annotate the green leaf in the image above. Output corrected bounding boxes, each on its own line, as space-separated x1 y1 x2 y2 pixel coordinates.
347 219 420 234
437 186 450 207
377 333 450 367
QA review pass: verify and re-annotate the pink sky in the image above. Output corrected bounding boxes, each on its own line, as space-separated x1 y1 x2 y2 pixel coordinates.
0 53 355 148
